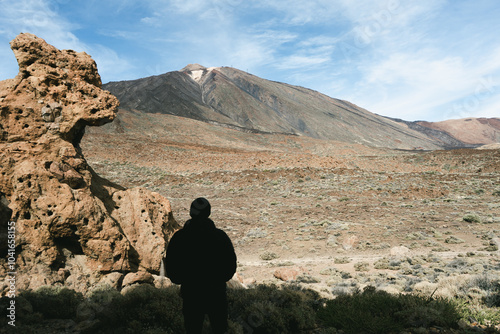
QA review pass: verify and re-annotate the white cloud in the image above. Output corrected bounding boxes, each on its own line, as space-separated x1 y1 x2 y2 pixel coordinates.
255 0 344 25
276 55 331 70
1 0 499 121
0 0 81 49
0 0 81 79
347 48 500 121
365 52 467 87
168 0 210 13
0 0 136 82
474 94 500 119
88 45 137 82
311 1 500 121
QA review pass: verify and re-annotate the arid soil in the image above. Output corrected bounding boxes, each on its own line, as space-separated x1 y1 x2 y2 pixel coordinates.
82 113 500 297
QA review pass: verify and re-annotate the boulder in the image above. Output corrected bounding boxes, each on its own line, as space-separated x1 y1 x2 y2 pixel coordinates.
122 271 154 287
342 235 359 250
230 273 255 288
99 272 124 289
390 246 410 258
153 275 172 289
326 234 337 247
0 33 180 295
489 237 500 252
273 268 302 281
227 278 246 289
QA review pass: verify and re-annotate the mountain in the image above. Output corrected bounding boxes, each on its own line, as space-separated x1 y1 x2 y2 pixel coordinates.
385 118 477 149
416 118 500 145
388 117 500 148
103 64 443 150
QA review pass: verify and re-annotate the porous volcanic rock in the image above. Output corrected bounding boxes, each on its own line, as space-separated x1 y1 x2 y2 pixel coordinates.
0 33 179 294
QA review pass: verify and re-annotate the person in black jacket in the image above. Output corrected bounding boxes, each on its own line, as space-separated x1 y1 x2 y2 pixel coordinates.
165 197 237 334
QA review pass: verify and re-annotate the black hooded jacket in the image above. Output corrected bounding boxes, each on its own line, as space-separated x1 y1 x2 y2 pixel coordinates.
165 218 237 295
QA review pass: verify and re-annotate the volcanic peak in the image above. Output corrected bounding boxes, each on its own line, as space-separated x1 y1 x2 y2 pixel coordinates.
181 63 219 83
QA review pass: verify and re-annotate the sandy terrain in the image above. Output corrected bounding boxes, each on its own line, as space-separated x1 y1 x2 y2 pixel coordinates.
82 116 500 297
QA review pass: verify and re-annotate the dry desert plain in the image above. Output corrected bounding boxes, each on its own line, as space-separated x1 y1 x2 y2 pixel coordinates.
81 111 500 299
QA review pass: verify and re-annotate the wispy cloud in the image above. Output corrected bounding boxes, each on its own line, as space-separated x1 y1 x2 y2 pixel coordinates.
314 0 500 121
1 0 499 121
0 0 135 82
0 0 81 49
0 0 80 79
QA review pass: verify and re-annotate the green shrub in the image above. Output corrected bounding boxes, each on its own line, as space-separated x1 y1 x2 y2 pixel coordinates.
20 286 84 319
89 284 321 333
354 261 370 272
88 285 184 334
455 299 500 327
334 257 351 264
317 286 460 334
459 275 500 309
3 282 499 333
260 251 279 261
228 284 320 333
463 214 481 223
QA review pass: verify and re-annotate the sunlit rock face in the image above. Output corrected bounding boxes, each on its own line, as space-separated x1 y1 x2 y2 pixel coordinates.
0 33 179 295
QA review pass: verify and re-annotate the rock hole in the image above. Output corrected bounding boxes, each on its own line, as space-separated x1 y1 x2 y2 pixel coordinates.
47 210 53 216
54 236 84 256
23 211 31 219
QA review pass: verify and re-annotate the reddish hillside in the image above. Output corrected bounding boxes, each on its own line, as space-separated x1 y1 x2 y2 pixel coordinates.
418 118 500 145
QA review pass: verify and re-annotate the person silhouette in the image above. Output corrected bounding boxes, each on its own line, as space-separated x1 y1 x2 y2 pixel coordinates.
165 197 237 334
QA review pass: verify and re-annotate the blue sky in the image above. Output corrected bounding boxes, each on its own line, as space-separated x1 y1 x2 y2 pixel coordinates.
1 0 499 122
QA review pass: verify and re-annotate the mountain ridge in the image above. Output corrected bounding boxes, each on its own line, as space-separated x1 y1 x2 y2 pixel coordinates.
103 64 498 150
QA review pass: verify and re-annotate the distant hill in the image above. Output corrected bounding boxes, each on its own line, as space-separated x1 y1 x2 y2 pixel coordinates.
385 118 475 149
103 64 445 150
417 118 500 145
388 117 500 149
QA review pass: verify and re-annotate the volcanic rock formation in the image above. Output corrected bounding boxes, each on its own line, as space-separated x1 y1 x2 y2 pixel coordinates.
0 33 179 294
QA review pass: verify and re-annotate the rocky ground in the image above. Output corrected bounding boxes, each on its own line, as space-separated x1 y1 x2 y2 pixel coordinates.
82 118 500 300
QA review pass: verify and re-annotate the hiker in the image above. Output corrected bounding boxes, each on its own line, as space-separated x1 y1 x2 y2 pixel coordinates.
165 197 237 334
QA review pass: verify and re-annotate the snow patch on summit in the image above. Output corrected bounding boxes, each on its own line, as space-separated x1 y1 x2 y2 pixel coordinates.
186 66 219 83
189 70 204 82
